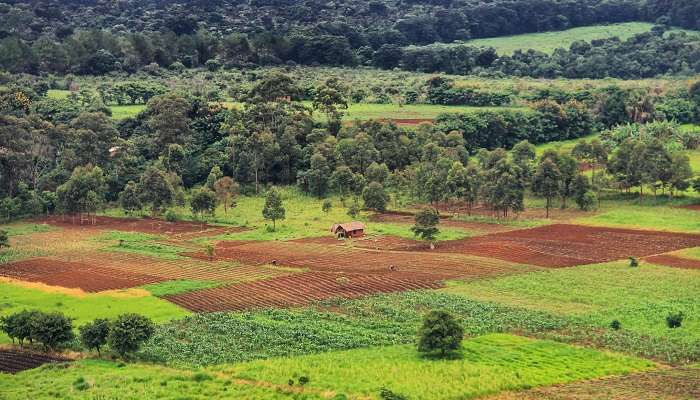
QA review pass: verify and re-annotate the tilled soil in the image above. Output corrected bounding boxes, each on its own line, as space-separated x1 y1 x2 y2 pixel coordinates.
164 271 443 312
433 224 700 268
645 254 700 270
0 258 163 292
38 215 225 235
0 349 70 374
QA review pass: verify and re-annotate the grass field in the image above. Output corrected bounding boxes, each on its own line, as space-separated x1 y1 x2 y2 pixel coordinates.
460 22 696 55
576 202 700 232
0 281 189 344
221 334 654 400
444 261 700 345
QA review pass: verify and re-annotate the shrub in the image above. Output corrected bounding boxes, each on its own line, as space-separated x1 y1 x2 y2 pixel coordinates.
417 310 463 357
380 387 408 400
107 314 155 358
666 312 684 329
30 311 74 351
629 257 639 267
164 209 178 222
610 320 622 330
298 376 310 386
79 319 111 356
73 377 90 391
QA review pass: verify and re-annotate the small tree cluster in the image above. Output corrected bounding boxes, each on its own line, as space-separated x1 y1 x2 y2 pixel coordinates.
0 310 73 351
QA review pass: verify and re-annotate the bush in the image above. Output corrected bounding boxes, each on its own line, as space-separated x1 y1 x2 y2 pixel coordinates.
666 312 684 329
107 314 155 358
164 209 178 222
629 257 639 267
610 320 622 330
379 387 408 400
79 319 111 356
73 377 90 391
30 311 74 351
417 310 463 357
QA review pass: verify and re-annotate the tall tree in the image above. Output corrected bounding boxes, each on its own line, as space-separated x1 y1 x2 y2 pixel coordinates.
213 176 238 213
532 159 561 218
56 165 107 224
137 167 175 216
262 187 285 231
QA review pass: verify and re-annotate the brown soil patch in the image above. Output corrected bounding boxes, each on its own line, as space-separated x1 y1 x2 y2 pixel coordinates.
0 258 163 292
0 349 70 374
433 224 700 268
681 204 700 211
165 271 443 312
37 215 236 236
645 254 700 270
292 235 429 251
370 211 517 234
488 366 700 400
177 239 535 311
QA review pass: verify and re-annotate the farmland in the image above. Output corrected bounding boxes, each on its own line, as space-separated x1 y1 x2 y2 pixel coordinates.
4 0 700 396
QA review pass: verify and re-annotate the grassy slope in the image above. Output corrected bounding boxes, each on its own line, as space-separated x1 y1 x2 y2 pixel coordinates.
461 22 695 55
0 281 189 344
576 201 700 232
444 261 700 342
221 334 653 400
0 360 318 400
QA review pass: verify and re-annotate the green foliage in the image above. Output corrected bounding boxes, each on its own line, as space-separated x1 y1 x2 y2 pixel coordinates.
0 229 8 249
190 188 217 220
0 281 188 345
362 182 389 212
262 188 285 230
108 314 155 357
138 167 175 215
79 318 110 355
321 199 332 214
411 208 440 242
1 310 73 350
666 312 685 329
417 310 464 356
610 320 622 331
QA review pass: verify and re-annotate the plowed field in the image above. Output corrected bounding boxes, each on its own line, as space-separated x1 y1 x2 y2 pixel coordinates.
0 349 70 374
434 224 700 267
0 258 163 292
165 271 443 312
39 215 226 235
645 254 700 270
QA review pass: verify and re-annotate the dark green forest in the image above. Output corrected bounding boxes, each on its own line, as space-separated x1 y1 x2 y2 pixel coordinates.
1 0 700 77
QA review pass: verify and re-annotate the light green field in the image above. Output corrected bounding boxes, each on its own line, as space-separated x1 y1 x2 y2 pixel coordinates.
0 359 316 400
534 133 601 156
444 261 700 342
461 22 694 55
0 281 189 344
106 188 473 242
576 203 700 233
221 334 653 400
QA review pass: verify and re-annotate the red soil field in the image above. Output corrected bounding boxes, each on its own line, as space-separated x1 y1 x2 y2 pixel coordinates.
645 254 700 270
165 271 443 312
0 258 163 292
292 235 429 251
370 211 516 234
0 349 70 374
434 224 700 268
681 204 700 211
39 215 226 235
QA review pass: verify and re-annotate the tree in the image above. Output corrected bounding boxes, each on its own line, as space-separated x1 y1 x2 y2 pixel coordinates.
532 159 561 218
79 319 110 356
213 176 238 213
668 153 692 196
262 188 285 231
347 202 360 218
190 188 217 221
330 165 355 203
147 94 191 153
417 311 463 357
205 165 224 190
322 199 332 215
0 230 8 250
0 310 38 346
304 152 331 197
555 153 578 209
30 311 74 351
107 314 155 358
119 181 142 215
412 208 440 246
366 162 390 185
362 182 389 212
56 165 107 224
572 175 596 211
312 77 348 134
138 167 175 216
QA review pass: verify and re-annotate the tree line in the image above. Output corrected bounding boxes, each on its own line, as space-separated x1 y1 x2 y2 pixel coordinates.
0 73 698 223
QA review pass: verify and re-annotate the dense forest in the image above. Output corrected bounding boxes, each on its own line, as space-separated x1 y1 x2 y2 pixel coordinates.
1 0 699 78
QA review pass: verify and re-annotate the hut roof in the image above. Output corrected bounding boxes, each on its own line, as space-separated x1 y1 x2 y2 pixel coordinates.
331 221 365 233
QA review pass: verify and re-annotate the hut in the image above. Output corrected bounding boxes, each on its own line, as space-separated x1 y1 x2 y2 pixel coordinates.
331 222 365 238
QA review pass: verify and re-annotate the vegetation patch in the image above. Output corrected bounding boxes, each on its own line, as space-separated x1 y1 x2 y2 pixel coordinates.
141 280 222 297
95 231 187 260
222 334 654 400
